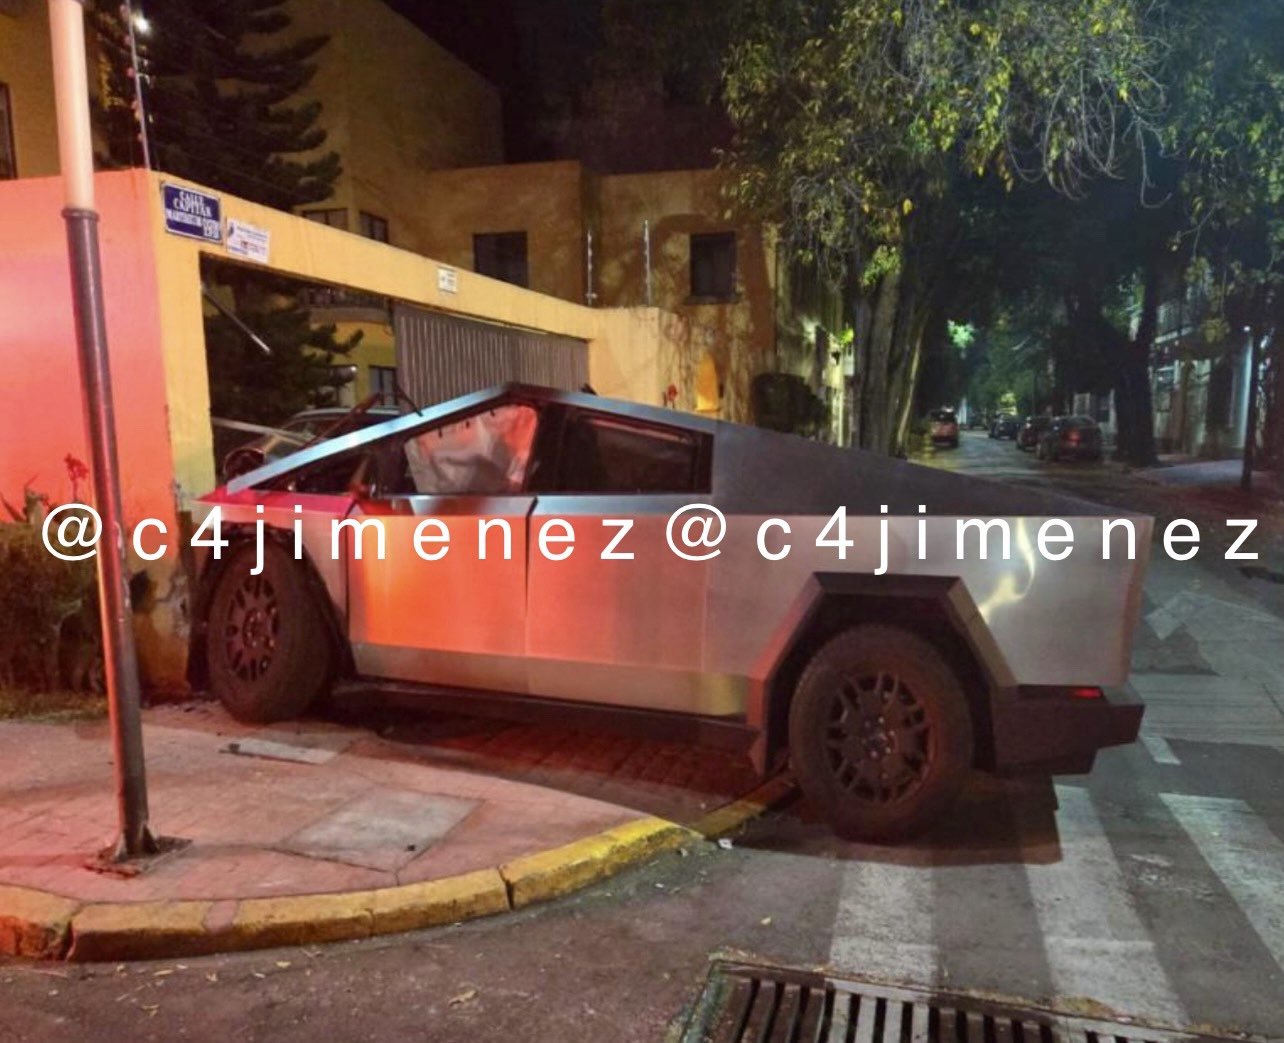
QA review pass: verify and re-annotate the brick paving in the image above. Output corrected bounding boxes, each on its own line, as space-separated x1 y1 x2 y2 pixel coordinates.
0 701 760 906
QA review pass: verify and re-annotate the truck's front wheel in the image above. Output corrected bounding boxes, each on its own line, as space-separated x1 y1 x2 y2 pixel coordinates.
789 625 973 842
206 542 332 723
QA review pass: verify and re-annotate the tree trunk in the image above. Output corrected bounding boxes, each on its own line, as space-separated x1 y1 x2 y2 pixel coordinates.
860 267 903 454
1114 257 1160 467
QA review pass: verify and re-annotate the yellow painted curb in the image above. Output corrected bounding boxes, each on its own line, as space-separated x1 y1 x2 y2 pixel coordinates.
0 885 80 959
370 868 509 934
228 890 377 951
691 773 797 840
10 777 790 961
68 900 213 962
499 817 698 909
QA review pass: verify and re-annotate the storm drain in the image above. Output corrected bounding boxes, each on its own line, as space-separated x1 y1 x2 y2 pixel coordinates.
677 961 1245 1043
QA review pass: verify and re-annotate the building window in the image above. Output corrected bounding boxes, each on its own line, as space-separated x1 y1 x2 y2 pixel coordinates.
689 232 736 301
474 232 529 288
369 365 397 406
359 211 389 243
0 84 16 180
302 207 349 230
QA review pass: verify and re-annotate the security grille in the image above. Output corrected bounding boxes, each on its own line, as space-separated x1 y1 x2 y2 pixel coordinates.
678 961 1247 1043
393 303 588 407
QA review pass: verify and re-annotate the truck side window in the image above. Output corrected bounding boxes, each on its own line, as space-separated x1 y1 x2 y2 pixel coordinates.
397 403 539 496
558 412 706 494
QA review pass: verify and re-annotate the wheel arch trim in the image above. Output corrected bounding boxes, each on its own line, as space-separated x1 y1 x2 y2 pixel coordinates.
185 528 352 690
746 572 1017 775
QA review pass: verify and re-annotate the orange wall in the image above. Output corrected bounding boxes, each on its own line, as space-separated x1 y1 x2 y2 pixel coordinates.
0 2 60 179
412 161 587 303
594 169 777 423
285 0 505 253
0 171 182 684
0 174 172 521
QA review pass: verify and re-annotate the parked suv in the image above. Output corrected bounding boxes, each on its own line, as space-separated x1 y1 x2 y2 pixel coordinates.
989 414 1020 439
929 409 960 448
1036 415 1104 462
1017 415 1051 451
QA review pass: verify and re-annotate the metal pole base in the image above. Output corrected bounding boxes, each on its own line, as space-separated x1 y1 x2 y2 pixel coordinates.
89 832 190 879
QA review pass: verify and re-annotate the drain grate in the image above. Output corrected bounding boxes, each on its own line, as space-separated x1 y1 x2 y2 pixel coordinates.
678 961 1248 1043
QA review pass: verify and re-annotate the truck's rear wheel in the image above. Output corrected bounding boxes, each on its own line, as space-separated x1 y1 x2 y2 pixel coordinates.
789 624 973 841
206 541 332 723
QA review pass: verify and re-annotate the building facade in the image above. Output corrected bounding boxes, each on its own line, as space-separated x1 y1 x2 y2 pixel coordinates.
2 0 842 434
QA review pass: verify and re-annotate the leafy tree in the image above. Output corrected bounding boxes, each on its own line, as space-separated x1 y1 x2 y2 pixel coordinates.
722 0 1167 454
1170 0 1284 481
91 0 340 210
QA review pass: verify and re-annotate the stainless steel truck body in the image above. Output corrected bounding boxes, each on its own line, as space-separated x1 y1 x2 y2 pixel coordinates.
192 385 1148 839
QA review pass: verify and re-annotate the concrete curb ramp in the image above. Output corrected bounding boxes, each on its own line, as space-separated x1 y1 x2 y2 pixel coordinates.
0 775 795 962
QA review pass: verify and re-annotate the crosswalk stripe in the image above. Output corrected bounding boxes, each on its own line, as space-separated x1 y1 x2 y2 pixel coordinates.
1160 792 1284 972
1021 785 1187 1026
829 858 938 984
1140 733 1181 765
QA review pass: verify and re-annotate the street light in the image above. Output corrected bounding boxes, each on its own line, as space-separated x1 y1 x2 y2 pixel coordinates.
48 0 156 860
122 0 152 169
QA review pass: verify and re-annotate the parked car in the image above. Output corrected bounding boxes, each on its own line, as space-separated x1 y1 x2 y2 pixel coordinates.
1036 415 1104 462
929 409 960 448
192 384 1148 841
1017 415 1052 451
216 402 400 481
989 414 1020 439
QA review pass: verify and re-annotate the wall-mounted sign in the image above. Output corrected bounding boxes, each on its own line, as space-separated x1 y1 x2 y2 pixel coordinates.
437 266 458 294
161 183 222 244
226 219 271 264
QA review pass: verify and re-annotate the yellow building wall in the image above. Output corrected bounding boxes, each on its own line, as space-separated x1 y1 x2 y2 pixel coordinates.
410 161 587 304
593 169 777 423
143 171 672 497
0 0 60 179
285 0 504 252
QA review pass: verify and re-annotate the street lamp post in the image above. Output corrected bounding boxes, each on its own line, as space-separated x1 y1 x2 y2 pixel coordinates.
123 0 152 170
48 0 156 859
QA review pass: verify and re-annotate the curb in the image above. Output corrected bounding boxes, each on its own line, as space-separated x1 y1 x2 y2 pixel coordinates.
2 775 795 963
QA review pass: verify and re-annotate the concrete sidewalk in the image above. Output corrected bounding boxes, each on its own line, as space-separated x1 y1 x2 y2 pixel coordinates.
0 702 788 961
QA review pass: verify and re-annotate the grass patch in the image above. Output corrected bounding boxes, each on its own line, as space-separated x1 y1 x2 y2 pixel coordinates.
0 688 107 723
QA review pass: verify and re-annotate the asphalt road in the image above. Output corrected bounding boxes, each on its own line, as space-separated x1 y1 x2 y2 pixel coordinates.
4 431 1283 1043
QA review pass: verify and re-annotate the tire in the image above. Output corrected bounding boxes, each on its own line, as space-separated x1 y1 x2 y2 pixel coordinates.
206 541 333 723
789 625 973 842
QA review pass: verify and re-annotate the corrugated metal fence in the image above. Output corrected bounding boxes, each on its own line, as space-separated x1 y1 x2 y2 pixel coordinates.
393 303 588 406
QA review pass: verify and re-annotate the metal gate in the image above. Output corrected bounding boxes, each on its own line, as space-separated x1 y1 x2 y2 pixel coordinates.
393 303 588 407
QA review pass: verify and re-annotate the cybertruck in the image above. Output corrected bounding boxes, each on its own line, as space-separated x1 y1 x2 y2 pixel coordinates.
191 385 1149 840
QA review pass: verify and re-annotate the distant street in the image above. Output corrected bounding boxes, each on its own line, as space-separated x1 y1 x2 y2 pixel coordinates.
4 432 1284 1042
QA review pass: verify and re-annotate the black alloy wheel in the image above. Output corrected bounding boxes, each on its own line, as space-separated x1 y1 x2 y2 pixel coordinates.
790 625 973 841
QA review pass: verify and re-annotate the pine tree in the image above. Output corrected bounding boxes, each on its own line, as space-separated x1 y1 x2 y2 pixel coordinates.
92 2 358 427
201 261 364 426
91 0 340 210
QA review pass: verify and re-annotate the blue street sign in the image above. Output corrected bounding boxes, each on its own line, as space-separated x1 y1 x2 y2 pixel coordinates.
161 183 223 244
